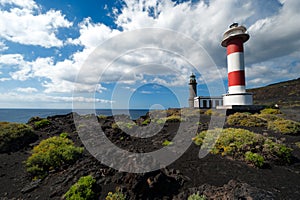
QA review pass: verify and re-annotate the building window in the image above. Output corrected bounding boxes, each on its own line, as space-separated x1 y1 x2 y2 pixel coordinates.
203 100 207 108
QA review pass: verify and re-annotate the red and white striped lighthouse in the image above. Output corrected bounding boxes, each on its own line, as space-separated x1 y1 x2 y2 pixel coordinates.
221 23 253 106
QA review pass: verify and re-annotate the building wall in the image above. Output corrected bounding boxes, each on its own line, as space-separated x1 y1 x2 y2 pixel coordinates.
194 96 223 109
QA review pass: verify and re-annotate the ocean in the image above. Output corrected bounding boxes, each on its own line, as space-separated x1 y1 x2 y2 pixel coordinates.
0 109 149 123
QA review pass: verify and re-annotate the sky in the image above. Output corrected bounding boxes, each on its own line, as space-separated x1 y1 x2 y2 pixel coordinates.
0 0 299 109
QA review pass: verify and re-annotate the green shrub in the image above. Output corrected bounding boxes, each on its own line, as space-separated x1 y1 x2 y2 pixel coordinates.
263 138 292 164
165 115 183 122
153 118 166 125
34 119 51 128
188 192 206 200
0 122 37 152
204 109 224 116
267 119 300 135
98 115 107 120
60 132 69 138
111 123 119 130
181 108 201 118
245 151 265 168
105 191 126 200
112 122 137 130
193 128 292 166
25 136 83 178
295 142 300 148
227 112 267 127
260 108 281 115
64 175 98 200
256 113 283 122
162 140 173 146
141 118 151 125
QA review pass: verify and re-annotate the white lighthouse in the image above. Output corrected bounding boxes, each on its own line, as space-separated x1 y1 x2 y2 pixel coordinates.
221 23 253 106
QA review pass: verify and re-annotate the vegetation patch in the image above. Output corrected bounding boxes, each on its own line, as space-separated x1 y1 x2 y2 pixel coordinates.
162 140 173 146
141 118 151 125
153 118 166 125
60 132 69 138
227 112 267 127
64 175 99 200
227 110 300 135
25 136 83 178
188 192 206 200
0 122 37 153
192 128 292 167
260 108 282 115
245 151 265 168
255 113 283 122
204 109 224 116
98 115 107 120
105 191 126 200
165 115 183 122
181 108 201 118
267 119 300 135
34 118 51 129
112 122 137 130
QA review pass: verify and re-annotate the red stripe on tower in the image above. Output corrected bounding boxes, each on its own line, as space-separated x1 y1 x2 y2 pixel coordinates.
228 71 245 86
227 38 244 55
226 37 245 92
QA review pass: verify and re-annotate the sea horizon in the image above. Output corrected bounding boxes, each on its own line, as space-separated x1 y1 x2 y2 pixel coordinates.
0 108 153 123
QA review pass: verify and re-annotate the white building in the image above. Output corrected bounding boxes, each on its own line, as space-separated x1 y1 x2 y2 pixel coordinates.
194 96 223 109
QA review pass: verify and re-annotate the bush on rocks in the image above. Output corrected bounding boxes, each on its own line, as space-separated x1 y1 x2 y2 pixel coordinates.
188 192 207 200
105 191 126 200
245 151 265 168
165 115 183 122
25 136 83 178
34 118 51 129
267 119 300 135
260 108 282 115
0 122 37 152
255 113 283 122
192 128 292 167
227 112 267 127
204 109 224 116
64 175 99 200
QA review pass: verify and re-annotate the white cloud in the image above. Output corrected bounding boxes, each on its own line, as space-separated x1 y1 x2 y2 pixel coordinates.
0 0 38 10
0 1 72 48
140 90 153 94
68 17 120 50
0 54 24 65
0 41 8 51
2 0 300 103
246 54 300 88
0 92 113 106
68 0 296 89
16 87 38 93
247 0 300 64
0 77 10 82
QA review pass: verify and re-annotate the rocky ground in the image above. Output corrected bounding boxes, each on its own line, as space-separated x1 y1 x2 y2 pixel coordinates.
1 110 300 200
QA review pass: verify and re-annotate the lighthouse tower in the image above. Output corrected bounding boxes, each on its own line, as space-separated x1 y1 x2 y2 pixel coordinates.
221 23 253 106
188 73 197 108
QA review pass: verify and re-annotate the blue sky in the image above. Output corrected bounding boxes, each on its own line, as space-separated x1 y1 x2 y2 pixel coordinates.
0 0 299 109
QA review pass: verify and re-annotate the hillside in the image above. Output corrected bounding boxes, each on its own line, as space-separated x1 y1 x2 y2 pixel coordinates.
247 78 300 108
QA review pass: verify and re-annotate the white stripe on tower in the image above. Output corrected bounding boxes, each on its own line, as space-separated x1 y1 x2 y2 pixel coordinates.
226 37 246 94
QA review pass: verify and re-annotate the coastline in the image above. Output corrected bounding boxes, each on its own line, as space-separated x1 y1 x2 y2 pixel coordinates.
0 108 150 123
